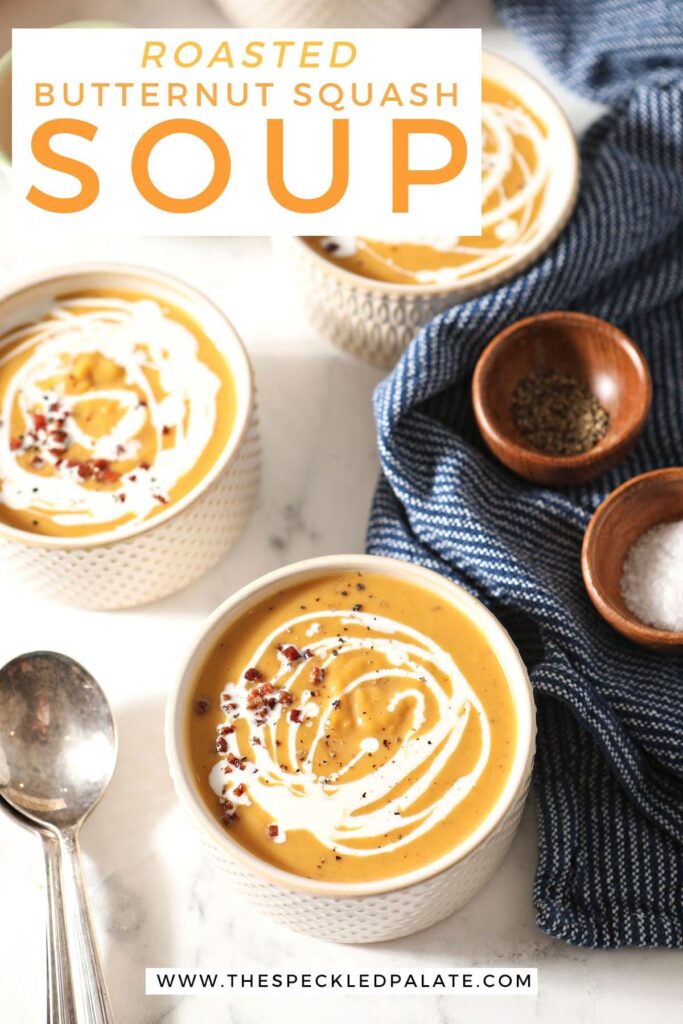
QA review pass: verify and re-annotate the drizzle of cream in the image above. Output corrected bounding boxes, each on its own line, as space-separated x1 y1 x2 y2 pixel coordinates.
211 608 492 858
0 296 221 530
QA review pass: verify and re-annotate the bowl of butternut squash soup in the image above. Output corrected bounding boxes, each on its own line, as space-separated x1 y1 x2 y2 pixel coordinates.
167 554 535 942
278 52 579 368
0 264 259 608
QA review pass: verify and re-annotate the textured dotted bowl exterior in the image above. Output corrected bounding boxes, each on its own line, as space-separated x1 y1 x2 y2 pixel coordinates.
0 418 260 610
191 767 532 943
275 236 455 369
212 0 439 28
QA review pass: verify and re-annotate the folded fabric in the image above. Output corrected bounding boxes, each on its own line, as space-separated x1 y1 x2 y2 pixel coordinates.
366 0 683 947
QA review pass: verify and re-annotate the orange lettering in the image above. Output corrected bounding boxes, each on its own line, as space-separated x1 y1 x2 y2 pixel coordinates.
267 118 348 213
26 118 99 213
131 119 230 213
392 119 467 212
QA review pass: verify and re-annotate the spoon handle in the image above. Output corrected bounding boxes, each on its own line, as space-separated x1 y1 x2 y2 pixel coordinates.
60 827 115 1024
42 834 78 1024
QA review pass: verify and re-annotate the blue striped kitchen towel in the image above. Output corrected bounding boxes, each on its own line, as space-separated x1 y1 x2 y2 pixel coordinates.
366 0 683 947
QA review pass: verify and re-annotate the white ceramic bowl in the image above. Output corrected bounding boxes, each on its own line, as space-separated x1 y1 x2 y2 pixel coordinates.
0 264 260 609
166 553 535 943
213 0 440 28
277 51 580 369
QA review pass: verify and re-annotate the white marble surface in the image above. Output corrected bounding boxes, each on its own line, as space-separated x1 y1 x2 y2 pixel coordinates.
0 1 680 1022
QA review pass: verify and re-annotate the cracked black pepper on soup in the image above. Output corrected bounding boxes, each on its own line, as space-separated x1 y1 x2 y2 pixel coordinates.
511 370 609 456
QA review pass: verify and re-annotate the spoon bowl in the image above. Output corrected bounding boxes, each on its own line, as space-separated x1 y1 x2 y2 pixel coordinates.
0 652 116 828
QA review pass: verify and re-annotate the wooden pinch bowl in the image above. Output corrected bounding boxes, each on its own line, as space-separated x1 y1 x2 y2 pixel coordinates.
472 311 652 486
581 468 683 651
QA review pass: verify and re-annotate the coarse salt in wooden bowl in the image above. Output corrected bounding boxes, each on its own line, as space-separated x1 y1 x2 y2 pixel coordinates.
581 468 683 651
471 311 652 487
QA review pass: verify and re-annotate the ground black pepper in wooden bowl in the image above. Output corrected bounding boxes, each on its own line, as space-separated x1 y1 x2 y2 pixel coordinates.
511 370 610 456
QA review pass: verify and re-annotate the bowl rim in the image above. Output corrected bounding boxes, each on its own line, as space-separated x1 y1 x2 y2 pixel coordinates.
0 261 254 550
285 49 579 299
581 467 683 646
165 552 536 898
472 309 653 472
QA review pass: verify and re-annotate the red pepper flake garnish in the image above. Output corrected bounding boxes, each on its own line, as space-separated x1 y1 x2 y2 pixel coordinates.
267 824 279 839
48 402 61 413
233 783 246 797
115 494 126 503
50 430 68 444
162 425 171 436
289 708 302 723
30 456 45 469
140 461 151 471
32 413 47 431
9 437 21 451
77 463 93 479
310 665 325 686
92 458 110 471
49 448 65 459
128 474 137 482
227 753 244 769
153 494 169 504
216 736 229 754
244 667 262 682
246 681 276 708
278 690 293 705
98 469 120 484
281 645 301 663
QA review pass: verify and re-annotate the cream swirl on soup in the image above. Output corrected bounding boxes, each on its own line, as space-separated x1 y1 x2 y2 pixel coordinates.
189 572 517 883
0 292 236 538
209 608 491 856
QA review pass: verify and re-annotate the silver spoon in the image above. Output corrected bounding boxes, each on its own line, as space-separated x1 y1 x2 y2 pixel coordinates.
0 652 117 1024
0 794 77 1023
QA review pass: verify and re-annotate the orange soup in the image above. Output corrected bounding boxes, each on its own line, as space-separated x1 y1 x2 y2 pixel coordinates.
0 290 236 538
187 570 517 883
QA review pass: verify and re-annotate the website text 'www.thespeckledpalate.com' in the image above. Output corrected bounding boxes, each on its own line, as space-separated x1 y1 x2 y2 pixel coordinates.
145 967 538 995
